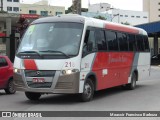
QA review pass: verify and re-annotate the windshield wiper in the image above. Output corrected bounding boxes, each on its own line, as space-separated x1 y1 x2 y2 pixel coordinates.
40 50 70 58
18 50 42 57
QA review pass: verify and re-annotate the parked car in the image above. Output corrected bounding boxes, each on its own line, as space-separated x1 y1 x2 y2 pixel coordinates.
0 56 16 94
151 54 160 65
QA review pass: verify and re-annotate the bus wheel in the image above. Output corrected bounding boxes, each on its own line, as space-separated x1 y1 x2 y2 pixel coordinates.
25 92 41 101
124 72 137 90
80 79 94 102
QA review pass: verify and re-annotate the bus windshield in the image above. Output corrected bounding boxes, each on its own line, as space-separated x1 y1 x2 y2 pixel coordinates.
18 22 84 57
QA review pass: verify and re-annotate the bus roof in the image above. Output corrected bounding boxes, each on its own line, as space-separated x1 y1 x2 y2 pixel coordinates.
32 14 147 36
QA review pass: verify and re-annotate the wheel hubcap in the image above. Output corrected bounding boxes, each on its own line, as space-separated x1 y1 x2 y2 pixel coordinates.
9 81 15 93
84 83 92 98
132 76 136 87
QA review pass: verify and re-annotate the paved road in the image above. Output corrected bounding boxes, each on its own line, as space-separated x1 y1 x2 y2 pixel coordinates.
0 66 160 119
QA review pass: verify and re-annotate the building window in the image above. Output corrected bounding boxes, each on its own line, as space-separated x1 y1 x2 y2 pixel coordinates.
56 12 63 15
131 16 135 18
136 16 140 18
120 15 123 17
125 15 128 17
143 16 148 18
13 7 19 12
7 0 12 2
40 11 48 16
158 15 160 17
13 0 19 2
29 10 37 14
159 3 160 5
7 7 12 11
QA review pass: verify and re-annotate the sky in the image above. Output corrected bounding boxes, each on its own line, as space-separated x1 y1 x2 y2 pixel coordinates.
21 0 143 11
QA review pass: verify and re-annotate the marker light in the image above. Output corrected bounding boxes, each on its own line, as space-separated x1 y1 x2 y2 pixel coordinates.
14 68 21 74
61 69 79 75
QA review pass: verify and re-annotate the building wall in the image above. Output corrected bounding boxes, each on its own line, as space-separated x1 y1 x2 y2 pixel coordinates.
82 12 112 21
20 3 65 16
88 3 111 13
143 0 160 22
150 0 160 22
110 9 149 26
34 0 48 5
0 0 20 13
143 0 150 12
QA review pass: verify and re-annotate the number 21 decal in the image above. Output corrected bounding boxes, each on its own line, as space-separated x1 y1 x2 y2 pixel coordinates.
65 62 75 67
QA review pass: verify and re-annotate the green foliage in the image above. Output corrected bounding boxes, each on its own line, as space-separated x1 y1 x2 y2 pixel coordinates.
121 22 130 25
65 5 73 14
65 5 88 14
94 15 106 20
0 10 7 13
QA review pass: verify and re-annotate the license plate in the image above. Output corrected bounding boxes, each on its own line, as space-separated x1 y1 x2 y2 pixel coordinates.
32 78 45 83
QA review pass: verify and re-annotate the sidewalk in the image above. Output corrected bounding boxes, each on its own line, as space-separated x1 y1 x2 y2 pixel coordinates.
151 65 160 70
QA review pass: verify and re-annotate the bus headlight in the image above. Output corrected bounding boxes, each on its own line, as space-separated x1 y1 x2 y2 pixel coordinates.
61 69 79 75
14 68 21 74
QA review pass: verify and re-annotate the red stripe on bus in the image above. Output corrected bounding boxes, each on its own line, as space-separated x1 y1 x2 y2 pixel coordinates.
105 24 139 34
92 52 134 90
23 59 38 70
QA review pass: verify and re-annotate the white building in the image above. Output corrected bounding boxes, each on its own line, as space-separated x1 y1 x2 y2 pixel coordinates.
88 3 111 13
108 9 149 26
82 12 112 21
20 0 65 16
0 0 20 13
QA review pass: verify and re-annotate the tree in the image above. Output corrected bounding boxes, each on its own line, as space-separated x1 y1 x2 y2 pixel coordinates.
65 5 88 14
65 5 73 14
94 15 106 20
16 18 29 37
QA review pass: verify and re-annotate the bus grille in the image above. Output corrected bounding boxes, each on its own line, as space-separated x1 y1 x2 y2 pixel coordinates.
55 82 73 89
27 81 52 88
25 70 56 77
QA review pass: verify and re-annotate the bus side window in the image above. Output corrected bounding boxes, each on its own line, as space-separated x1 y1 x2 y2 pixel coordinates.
83 29 96 55
95 30 107 51
136 35 145 51
143 36 150 52
117 32 128 51
105 30 118 51
128 34 137 51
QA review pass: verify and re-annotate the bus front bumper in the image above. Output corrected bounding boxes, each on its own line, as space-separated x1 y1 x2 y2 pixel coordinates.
13 71 80 94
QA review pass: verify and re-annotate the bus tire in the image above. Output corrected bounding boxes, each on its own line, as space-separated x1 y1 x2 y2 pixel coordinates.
25 92 41 101
80 78 94 102
124 72 137 90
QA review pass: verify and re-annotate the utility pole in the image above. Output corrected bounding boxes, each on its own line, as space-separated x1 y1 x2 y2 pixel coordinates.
72 0 81 15
0 0 3 11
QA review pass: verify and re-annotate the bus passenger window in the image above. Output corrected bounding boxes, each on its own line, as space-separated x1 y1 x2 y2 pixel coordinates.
143 36 150 52
83 30 96 54
106 31 118 51
136 35 145 51
118 33 128 51
128 34 137 51
95 30 107 51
